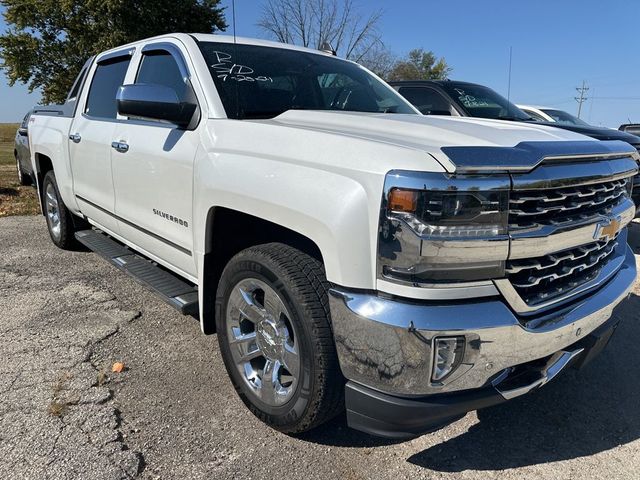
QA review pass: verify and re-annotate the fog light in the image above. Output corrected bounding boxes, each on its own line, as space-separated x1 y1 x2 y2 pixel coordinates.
432 337 465 382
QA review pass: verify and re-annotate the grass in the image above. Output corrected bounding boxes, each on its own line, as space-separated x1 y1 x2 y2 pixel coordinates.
0 123 40 217
48 371 78 418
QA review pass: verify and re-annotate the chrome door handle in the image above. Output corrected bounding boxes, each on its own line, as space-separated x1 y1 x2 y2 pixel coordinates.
111 141 129 153
69 133 81 143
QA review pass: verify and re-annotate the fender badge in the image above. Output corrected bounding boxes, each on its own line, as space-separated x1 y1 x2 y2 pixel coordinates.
594 217 622 242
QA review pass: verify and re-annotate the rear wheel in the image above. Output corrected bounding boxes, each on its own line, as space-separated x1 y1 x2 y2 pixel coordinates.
16 154 30 186
215 243 344 433
42 171 85 249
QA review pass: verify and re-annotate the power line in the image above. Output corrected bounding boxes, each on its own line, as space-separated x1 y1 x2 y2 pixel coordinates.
575 80 589 119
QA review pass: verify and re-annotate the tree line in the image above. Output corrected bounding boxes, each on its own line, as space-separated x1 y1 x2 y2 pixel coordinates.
0 0 451 105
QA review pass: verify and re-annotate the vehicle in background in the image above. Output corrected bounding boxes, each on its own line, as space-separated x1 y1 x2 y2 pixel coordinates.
14 110 34 185
517 105 595 126
27 35 639 439
390 80 640 211
620 124 640 136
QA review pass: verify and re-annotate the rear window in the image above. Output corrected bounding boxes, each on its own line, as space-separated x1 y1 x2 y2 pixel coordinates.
85 56 131 119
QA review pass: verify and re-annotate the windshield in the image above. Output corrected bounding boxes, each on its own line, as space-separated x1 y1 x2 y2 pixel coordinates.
439 83 531 121
541 109 591 127
198 42 416 119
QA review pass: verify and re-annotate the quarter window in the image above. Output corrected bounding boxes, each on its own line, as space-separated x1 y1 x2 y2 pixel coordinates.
85 56 131 119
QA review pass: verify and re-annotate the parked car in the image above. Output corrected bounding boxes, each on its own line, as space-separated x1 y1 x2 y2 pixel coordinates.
391 80 640 211
28 34 638 439
517 105 597 126
620 123 640 136
14 110 33 185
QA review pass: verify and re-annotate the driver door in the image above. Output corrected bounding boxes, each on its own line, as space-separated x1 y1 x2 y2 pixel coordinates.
111 41 200 278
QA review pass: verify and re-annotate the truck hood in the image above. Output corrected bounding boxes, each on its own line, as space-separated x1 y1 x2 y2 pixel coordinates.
268 110 634 172
271 110 589 151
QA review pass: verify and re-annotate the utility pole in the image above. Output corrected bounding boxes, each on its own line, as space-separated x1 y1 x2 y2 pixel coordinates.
575 80 589 119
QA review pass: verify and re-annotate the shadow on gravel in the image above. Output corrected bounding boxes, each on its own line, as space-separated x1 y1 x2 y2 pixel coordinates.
0 186 19 196
296 413 401 448
408 292 640 472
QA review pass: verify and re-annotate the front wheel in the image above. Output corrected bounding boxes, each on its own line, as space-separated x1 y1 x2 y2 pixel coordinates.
215 243 344 434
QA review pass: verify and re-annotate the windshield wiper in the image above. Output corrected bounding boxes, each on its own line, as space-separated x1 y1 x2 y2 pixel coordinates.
496 116 526 121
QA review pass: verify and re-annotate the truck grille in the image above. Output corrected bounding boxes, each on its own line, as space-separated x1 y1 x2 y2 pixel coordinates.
505 236 619 307
502 156 637 315
509 177 631 229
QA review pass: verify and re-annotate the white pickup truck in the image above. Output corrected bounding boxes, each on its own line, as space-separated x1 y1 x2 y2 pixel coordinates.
29 33 638 439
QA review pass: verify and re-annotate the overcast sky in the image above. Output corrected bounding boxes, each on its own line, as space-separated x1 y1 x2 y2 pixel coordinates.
1 0 639 126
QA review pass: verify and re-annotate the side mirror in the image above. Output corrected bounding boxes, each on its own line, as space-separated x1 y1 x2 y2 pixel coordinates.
17 127 28 137
116 84 197 128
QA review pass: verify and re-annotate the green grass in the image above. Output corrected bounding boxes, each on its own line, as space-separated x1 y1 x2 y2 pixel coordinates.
0 123 40 217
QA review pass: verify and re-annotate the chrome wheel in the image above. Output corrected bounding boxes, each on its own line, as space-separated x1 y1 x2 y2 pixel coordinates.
225 278 300 407
45 182 61 241
16 157 24 184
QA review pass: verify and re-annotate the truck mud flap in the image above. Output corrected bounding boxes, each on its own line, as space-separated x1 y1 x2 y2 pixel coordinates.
75 229 198 316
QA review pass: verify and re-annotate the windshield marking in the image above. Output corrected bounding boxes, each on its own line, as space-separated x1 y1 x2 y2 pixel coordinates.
210 50 273 83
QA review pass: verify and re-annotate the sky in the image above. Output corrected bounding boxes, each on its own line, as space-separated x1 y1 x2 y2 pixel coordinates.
1 0 639 126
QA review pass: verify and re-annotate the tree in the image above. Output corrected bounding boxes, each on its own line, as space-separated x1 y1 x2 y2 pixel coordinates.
257 0 383 62
387 48 451 82
0 0 227 104
357 43 396 80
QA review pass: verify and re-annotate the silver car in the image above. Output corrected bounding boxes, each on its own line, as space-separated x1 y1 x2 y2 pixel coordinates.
15 110 33 185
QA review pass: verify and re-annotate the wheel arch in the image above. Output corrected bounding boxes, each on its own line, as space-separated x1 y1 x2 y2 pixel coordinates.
34 152 54 215
199 206 325 334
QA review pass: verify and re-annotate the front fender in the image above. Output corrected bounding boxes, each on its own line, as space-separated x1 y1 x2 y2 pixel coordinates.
192 118 446 296
193 153 378 289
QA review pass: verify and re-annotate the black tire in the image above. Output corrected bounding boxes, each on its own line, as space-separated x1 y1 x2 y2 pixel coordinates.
42 170 86 249
16 153 30 186
215 243 344 434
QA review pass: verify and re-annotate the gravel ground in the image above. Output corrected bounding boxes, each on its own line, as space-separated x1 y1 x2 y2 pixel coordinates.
1 215 639 479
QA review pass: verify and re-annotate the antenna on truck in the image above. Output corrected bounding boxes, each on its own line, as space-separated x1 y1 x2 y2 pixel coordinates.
232 0 237 45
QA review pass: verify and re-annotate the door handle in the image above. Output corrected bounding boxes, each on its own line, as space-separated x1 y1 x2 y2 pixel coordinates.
69 133 81 143
111 141 129 153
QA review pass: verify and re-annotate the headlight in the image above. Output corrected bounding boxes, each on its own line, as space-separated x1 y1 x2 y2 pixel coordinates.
378 171 510 284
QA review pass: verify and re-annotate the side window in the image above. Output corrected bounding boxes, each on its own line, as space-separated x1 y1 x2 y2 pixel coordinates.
85 56 131 119
136 51 187 100
21 112 30 128
67 66 87 100
398 87 451 115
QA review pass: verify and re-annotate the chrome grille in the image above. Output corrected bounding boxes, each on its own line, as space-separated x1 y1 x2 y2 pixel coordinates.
505 236 619 307
509 177 631 229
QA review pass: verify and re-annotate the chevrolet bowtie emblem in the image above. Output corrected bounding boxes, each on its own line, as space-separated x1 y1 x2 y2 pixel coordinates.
594 217 622 241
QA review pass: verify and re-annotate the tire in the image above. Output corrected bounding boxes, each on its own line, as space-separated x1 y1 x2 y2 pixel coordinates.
215 243 344 434
16 153 30 186
42 170 85 249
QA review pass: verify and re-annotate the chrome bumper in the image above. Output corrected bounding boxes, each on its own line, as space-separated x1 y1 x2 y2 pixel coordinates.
329 245 637 397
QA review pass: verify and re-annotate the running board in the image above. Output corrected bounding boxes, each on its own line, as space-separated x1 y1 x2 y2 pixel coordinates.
75 230 199 316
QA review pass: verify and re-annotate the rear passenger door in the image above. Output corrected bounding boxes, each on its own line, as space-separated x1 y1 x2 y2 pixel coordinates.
111 41 200 278
70 51 133 234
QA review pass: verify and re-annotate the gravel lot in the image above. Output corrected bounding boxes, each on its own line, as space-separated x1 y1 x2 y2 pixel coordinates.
2 215 639 479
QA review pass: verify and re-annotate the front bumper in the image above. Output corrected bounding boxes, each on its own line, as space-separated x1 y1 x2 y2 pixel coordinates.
329 245 637 437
